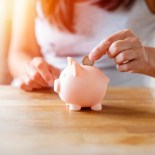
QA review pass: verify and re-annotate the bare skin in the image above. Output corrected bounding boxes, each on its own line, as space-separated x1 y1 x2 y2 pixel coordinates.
89 29 155 77
8 0 60 91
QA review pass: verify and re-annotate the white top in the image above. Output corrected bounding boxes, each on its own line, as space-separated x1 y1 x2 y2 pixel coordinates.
35 0 155 87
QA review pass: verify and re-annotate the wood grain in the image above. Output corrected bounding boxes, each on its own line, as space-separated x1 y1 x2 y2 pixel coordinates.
0 86 155 155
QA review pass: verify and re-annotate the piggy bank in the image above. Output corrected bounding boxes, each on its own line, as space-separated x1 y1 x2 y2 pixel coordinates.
54 57 109 111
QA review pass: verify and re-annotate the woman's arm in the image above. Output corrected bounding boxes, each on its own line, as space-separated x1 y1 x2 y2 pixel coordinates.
9 0 42 77
89 29 155 77
9 0 60 91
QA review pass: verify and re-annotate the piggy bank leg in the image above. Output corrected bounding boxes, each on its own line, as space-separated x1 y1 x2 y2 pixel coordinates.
91 103 102 111
67 104 81 111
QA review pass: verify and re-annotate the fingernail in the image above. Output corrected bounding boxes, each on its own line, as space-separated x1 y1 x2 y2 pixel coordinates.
89 52 97 61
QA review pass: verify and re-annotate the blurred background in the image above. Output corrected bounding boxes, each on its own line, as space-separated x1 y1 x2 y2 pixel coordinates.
0 0 14 85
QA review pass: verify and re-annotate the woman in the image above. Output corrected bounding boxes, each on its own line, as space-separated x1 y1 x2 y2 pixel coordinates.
9 0 155 91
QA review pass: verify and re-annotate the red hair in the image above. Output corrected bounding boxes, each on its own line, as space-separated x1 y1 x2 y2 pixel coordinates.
40 0 135 33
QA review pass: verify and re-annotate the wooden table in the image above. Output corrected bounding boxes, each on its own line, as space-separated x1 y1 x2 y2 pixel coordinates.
0 86 155 155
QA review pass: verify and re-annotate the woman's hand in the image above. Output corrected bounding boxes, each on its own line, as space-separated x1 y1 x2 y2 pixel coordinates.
18 57 61 91
89 29 151 75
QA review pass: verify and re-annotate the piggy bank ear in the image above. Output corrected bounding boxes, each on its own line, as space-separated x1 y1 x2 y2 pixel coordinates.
72 62 82 77
67 57 82 76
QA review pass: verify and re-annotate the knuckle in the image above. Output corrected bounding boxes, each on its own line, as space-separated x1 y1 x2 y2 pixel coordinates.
104 38 112 45
32 57 42 62
31 57 38 64
131 37 142 47
31 57 44 69
110 42 119 53
110 44 116 52
120 53 126 62
36 61 44 70
123 29 133 36
26 79 33 86
134 37 141 44
44 74 52 82
124 28 131 33
113 42 120 50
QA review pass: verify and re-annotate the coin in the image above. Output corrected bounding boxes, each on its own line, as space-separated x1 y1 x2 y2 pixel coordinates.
82 55 94 66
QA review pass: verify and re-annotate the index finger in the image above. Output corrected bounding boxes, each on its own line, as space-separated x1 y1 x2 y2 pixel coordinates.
89 29 134 61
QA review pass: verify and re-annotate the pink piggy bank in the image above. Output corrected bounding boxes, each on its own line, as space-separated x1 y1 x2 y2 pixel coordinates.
54 57 109 111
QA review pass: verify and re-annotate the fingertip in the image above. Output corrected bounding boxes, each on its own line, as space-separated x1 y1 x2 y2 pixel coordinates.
20 83 32 92
89 52 98 61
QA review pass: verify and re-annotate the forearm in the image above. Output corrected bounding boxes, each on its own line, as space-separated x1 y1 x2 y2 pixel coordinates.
143 46 155 77
8 50 35 78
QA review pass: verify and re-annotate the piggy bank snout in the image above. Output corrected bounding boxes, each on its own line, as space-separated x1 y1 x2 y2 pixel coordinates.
54 79 60 93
